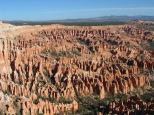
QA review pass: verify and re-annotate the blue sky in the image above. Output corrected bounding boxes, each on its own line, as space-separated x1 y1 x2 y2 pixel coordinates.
0 0 154 21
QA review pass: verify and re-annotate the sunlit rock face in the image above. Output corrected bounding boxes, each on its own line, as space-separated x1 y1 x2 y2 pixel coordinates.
0 22 153 114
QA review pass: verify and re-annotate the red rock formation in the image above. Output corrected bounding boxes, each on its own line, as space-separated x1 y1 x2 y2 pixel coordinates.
0 22 153 114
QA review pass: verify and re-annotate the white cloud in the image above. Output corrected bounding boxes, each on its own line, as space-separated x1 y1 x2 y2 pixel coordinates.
78 7 154 12
40 7 154 15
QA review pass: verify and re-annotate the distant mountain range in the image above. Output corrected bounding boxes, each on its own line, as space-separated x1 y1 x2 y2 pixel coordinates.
52 16 154 22
3 16 154 25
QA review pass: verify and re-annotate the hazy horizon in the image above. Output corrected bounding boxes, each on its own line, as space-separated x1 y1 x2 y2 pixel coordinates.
1 15 154 22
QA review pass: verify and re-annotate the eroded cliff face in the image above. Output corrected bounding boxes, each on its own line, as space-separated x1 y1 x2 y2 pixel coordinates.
0 22 153 114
